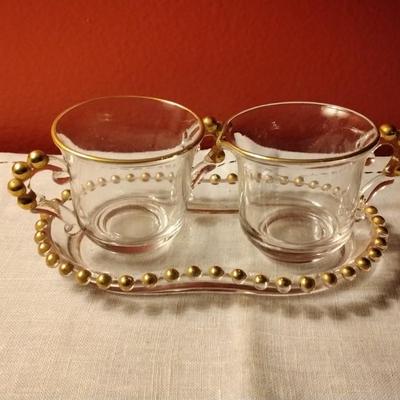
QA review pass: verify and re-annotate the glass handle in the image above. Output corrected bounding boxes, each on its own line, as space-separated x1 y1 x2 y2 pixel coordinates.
7 150 78 231
360 124 400 204
190 116 226 188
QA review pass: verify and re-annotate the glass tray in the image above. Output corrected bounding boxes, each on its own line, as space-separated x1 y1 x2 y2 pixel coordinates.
30 153 388 297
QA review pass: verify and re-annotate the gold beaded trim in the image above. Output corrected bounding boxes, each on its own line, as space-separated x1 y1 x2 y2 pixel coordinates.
33 197 388 296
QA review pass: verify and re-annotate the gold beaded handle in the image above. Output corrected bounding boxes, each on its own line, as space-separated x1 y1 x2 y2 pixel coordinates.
7 150 70 213
379 124 400 177
360 124 400 203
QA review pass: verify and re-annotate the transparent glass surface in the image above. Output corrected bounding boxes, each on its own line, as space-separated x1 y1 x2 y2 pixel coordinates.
52 96 203 252
223 102 379 262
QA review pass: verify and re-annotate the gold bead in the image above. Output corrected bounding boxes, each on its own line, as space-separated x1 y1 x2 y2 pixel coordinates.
375 226 388 237
61 189 71 202
35 219 48 231
210 174 221 185
164 268 180 282
75 269 92 286
45 252 59 268
186 265 201 278
17 192 37 210
355 257 372 272
59 262 74 276
227 173 238 184
97 177 107 186
27 150 49 169
34 230 46 243
202 116 218 133
38 241 51 255
7 178 26 197
207 146 225 163
12 161 32 181
168 172 175 182
118 275 135 291
340 266 356 281
322 184 332 191
294 176 304 186
208 266 224 279
279 176 289 185
142 273 157 287
230 268 247 282
374 237 387 249
96 273 113 290
321 272 337 287
299 276 316 293
155 172 164 181
365 205 378 215
275 277 292 293
372 215 385 226
254 274 269 290
368 247 382 261
141 172 151 182
126 173 135 182
111 175 120 184
85 181 95 191
379 123 397 141
309 180 319 189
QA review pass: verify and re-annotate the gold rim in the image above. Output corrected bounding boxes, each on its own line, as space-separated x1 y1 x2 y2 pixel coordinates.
222 101 380 165
51 95 204 164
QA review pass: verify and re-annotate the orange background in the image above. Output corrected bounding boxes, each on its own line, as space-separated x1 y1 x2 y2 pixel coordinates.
1 0 399 153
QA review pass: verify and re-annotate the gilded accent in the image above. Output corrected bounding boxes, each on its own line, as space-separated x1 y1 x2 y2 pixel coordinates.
375 226 388 237
97 177 107 186
59 262 74 276
186 265 201 278
111 175 121 184
275 277 292 293
17 192 37 210
321 272 337 287
45 252 59 268
227 173 238 184
254 274 268 290
202 116 219 133
75 269 92 286
355 257 372 272
368 247 382 260
230 268 247 282
365 206 378 215
61 189 71 202
299 276 316 293
12 161 32 181
379 123 397 141
155 172 164 181
340 266 356 281
38 241 51 255
294 176 304 186
126 173 135 182
34 230 46 243
372 215 385 226
118 275 135 291
35 219 48 231
96 273 113 290
209 266 224 278
27 150 49 169
374 237 387 249
7 179 26 197
164 268 180 282
141 172 151 182
142 273 158 287
210 174 221 185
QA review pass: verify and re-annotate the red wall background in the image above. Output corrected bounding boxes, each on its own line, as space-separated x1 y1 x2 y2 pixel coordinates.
1 0 400 153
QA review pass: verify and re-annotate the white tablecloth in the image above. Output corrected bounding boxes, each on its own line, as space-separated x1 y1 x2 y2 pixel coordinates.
1 152 400 400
